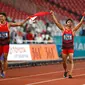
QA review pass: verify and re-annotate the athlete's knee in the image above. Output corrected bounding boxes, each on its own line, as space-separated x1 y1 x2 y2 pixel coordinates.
0 60 2 64
62 57 67 63
69 59 73 64
3 53 8 61
63 60 67 64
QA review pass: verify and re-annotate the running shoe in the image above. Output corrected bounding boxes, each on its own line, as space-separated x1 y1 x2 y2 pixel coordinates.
68 75 72 78
0 72 5 78
63 72 68 78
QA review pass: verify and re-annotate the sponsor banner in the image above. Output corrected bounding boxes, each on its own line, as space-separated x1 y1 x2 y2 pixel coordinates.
8 44 32 61
29 44 59 60
74 36 85 57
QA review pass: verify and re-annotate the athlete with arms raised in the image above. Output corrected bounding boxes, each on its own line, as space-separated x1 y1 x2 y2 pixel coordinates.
50 11 84 78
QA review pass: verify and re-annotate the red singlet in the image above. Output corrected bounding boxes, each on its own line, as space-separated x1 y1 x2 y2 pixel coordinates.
0 22 10 56
62 29 74 54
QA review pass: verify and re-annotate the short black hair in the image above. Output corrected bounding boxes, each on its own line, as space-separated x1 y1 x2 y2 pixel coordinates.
66 18 73 24
0 12 7 17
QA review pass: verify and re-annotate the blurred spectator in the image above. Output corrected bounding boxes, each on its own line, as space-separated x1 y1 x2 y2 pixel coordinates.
15 31 23 44
47 37 53 44
80 25 85 36
34 29 43 43
26 30 34 43
10 28 17 44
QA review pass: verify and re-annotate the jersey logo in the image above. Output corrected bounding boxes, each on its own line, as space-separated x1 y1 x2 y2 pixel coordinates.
64 34 72 40
0 32 9 39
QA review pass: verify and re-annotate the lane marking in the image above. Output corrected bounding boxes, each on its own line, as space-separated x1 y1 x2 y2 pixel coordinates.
0 67 85 81
26 74 85 85
26 77 65 85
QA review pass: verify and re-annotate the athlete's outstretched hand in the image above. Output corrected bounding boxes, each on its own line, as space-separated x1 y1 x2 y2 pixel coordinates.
82 12 85 16
50 10 64 31
50 10 54 16
73 12 85 32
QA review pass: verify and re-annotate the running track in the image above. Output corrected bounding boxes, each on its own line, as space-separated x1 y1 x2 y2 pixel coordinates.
0 60 85 85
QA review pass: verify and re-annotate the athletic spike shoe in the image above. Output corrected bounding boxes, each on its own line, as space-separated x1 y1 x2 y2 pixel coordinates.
68 75 72 78
63 72 68 78
0 72 5 78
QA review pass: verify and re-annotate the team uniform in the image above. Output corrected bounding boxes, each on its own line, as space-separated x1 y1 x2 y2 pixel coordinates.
0 22 10 58
62 28 74 54
62 28 74 78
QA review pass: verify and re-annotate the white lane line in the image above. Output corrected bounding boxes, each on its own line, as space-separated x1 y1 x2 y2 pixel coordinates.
26 74 85 85
26 77 65 85
0 71 63 81
0 67 85 82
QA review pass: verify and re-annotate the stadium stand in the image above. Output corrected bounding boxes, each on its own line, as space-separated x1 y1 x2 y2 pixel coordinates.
0 2 28 19
0 0 85 68
1 0 84 21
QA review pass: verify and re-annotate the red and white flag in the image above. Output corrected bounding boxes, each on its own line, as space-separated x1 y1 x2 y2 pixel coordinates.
33 12 51 16
28 12 51 23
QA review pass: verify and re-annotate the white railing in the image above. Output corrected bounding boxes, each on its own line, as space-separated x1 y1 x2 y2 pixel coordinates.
23 40 53 44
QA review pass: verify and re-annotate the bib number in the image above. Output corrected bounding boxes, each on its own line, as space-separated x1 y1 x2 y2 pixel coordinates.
64 34 72 40
0 32 9 39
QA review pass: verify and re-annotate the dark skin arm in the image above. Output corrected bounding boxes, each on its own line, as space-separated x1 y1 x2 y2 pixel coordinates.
8 16 30 27
73 16 84 33
50 10 64 31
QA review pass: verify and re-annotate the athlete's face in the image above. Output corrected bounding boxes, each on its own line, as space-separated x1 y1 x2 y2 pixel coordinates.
0 14 6 22
66 20 73 27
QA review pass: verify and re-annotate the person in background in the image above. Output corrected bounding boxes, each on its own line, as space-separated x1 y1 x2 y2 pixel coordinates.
26 29 34 43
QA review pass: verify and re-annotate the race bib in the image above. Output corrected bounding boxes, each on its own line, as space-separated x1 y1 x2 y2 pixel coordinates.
0 32 9 39
64 34 72 40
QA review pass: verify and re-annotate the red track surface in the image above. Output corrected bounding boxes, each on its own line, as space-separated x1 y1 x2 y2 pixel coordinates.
0 61 85 85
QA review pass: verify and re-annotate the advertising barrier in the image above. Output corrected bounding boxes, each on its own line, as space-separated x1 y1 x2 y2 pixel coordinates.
8 44 59 61
8 44 32 61
29 44 59 60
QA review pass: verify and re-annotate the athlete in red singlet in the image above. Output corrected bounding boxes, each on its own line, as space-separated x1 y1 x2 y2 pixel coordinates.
62 28 74 54
51 11 85 78
0 12 30 78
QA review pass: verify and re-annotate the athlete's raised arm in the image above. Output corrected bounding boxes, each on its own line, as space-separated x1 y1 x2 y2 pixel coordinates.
8 16 30 27
50 10 64 31
73 13 85 32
